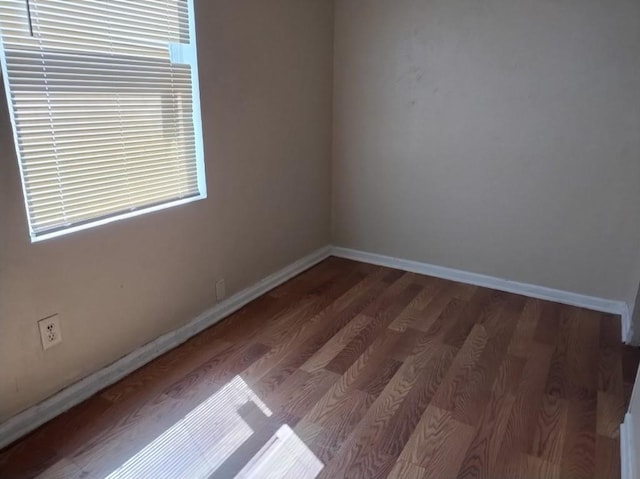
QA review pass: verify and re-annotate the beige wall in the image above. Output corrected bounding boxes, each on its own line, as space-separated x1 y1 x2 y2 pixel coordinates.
0 0 334 421
332 0 640 304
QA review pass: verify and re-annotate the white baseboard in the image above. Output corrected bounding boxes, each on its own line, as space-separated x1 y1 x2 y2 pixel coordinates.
0 246 331 450
622 305 634 345
331 247 631 342
621 413 636 479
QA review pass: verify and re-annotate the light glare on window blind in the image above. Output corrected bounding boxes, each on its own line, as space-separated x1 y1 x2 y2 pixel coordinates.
0 0 205 240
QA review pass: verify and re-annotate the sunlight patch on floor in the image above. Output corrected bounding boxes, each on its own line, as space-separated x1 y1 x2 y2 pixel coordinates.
95 375 323 479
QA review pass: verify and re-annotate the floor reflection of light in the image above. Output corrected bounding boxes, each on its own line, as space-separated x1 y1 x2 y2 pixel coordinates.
98 375 323 479
237 425 324 479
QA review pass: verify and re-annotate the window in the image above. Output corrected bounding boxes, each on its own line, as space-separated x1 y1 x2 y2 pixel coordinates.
0 0 205 242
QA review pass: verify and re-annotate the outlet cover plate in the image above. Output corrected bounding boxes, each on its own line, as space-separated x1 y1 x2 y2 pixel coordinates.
38 314 62 350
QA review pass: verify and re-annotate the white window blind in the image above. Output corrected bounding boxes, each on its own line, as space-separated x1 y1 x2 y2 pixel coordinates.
0 0 205 241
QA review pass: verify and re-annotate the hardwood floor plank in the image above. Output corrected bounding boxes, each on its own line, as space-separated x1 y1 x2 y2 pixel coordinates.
267 257 356 299
501 454 561 479
387 277 448 332
456 354 525 479
68 395 200 477
294 389 373 463
303 328 404 427
598 347 623 397
596 390 624 439
387 459 429 479
531 394 569 465
300 314 371 373
0 444 60 479
352 356 403 397
410 285 463 332
164 341 271 401
560 396 597 479
442 288 497 349
316 343 450 478
342 448 397 479
244 273 389 383
35 458 87 479
270 368 341 419
252 276 406 399
534 302 562 346
496 341 555 473
508 297 543 358
599 314 622 351
324 281 423 374
257 268 375 348
430 324 488 416
564 309 601 400
544 307 574 399
101 338 233 405
0 395 113 471
450 282 480 301
378 344 457 457
398 404 475 478
448 297 523 426
594 434 620 479
253 314 380 400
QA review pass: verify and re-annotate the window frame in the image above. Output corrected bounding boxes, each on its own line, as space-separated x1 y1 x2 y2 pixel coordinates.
0 0 206 243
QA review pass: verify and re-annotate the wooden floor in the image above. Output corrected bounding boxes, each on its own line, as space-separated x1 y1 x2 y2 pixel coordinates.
1 257 639 479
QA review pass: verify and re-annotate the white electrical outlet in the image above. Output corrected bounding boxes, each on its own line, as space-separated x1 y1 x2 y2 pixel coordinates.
38 314 62 350
216 279 226 301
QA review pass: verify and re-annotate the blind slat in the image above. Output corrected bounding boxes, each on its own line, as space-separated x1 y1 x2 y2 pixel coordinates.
32 185 199 229
29 174 199 209
26 155 198 183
